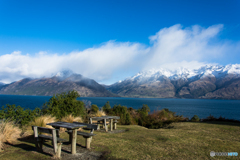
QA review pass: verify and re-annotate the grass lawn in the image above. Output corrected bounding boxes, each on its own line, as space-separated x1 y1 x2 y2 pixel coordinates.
0 121 240 159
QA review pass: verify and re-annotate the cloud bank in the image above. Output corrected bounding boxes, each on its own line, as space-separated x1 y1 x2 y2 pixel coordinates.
0 24 239 84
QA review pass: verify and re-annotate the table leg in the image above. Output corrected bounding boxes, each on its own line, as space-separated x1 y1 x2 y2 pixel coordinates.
110 119 113 131
89 118 92 124
114 122 117 130
51 126 60 146
55 127 60 137
104 119 108 132
68 129 72 143
52 126 60 137
71 129 77 154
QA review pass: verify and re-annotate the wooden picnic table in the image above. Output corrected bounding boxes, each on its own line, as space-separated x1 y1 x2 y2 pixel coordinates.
89 116 120 132
47 121 86 154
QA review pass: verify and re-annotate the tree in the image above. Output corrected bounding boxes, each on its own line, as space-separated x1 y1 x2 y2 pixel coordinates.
91 104 99 113
125 113 131 125
42 90 86 119
141 104 150 114
103 101 111 110
191 115 200 122
138 104 150 116
102 101 111 113
112 104 128 124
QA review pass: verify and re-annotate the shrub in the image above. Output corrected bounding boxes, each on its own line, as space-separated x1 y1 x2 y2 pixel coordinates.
42 90 86 119
102 101 111 113
112 105 128 124
137 109 186 129
137 104 150 117
0 104 41 127
191 115 200 122
206 114 216 121
91 104 99 113
125 113 131 125
0 119 21 150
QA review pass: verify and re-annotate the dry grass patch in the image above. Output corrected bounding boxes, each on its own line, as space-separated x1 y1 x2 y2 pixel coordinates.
30 115 56 128
61 114 82 123
24 115 56 136
61 114 83 131
89 110 106 118
0 120 21 150
90 111 107 124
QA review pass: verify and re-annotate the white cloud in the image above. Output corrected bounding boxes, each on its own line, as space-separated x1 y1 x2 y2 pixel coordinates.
145 24 226 70
0 41 148 84
0 24 239 84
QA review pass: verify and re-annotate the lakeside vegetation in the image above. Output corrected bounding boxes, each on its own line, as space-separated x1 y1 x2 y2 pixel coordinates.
0 90 240 159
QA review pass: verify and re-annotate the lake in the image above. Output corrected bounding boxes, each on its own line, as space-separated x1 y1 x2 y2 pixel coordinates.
0 94 239 120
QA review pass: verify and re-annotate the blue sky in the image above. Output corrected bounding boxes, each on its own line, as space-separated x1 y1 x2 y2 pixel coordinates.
0 0 240 84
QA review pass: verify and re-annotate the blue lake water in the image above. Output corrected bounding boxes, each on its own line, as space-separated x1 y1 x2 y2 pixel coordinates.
0 94 239 120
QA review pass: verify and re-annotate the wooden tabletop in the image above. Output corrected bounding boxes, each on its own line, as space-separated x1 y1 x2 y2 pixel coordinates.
47 121 87 130
90 116 120 120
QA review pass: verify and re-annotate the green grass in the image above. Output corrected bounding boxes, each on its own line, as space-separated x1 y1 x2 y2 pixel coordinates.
1 121 240 159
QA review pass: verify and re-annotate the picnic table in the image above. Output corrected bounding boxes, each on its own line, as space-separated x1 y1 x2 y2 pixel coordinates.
47 121 86 154
89 116 120 132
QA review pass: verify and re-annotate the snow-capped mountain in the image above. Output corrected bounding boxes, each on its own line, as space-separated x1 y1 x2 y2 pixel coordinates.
106 64 240 99
126 64 240 83
54 70 74 79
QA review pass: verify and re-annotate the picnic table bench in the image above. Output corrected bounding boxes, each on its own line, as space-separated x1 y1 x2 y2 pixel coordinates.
32 126 68 158
65 122 97 149
89 116 120 132
47 121 87 154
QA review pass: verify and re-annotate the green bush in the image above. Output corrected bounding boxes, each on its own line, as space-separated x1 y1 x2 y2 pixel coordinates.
42 90 86 119
103 101 111 111
0 104 41 127
138 104 150 117
91 104 99 113
191 115 200 122
125 113 131 125
112 104 129 125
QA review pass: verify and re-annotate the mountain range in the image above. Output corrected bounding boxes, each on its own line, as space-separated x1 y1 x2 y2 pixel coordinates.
106 64 240 99
0 64 240 99
0 70 117 97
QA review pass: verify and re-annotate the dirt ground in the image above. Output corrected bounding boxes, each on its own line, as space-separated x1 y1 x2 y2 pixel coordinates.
41 143 103 160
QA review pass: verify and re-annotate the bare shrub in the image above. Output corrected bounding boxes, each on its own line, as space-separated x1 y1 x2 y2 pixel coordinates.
0 120 21 150
89 110 106 117
61 114 82 123
23 115 57 136
61 114 83 131
30 115 56 128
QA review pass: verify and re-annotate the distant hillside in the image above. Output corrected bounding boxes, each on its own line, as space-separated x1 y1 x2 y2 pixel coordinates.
0 82 5 90
106 64 240 100
0 72 119 97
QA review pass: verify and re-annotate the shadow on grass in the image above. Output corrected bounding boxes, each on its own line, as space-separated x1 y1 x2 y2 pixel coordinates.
156 136 169 142
94 145 126 160
17 135 35 144
17 135 73 155
99 150 126 160
6 143 53 157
